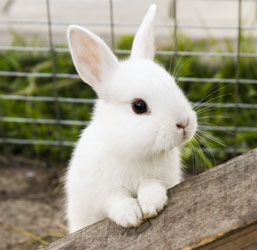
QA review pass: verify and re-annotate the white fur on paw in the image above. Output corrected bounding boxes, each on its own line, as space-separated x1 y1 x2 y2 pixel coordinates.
138 182 167 219
108 197 142 228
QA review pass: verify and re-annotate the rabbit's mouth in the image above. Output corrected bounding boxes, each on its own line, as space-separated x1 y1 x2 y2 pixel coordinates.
179 126 197 146
174 123 197 148
181 134 193 145
154 123 195 151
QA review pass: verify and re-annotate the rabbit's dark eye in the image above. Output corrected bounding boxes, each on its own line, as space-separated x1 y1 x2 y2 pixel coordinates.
132 99 148 114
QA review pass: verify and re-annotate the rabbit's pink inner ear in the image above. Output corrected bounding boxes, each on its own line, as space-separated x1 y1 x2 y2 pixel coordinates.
68 26 119 95
69 28 102 85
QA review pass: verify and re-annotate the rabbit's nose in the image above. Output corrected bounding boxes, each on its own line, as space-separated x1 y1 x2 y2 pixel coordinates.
176 118 189 130
176 122 186 129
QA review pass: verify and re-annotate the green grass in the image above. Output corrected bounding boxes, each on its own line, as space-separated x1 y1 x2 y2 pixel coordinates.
0 32 256 173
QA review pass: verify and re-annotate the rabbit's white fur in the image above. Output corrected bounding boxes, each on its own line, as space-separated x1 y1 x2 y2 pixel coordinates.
65 5 197 233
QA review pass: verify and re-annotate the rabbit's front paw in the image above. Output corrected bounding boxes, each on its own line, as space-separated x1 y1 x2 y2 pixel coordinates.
138 182 167 219
108 197 143 228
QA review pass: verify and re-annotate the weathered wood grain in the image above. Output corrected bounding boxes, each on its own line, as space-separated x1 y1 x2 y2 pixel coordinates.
42 148 257 250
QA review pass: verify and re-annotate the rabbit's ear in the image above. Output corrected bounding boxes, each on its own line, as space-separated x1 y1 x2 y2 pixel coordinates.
67 25 119 94
131 4 156 60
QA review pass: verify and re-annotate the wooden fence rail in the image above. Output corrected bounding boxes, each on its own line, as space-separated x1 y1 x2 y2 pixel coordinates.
42 148 257 250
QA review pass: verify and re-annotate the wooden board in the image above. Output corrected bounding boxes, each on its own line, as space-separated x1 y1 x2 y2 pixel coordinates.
42 149 257 250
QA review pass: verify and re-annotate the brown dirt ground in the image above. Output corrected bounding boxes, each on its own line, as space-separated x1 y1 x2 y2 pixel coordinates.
0 156 67 250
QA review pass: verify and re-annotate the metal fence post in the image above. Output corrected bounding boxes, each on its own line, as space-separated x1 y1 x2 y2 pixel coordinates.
234 0 242 155
109 0 115 51
46 0 63 156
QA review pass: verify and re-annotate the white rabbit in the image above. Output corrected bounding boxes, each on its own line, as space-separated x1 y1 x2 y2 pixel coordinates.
65 4 197 233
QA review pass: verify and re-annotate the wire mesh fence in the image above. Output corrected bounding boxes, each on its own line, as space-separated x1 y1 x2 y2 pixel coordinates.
0 0 256 168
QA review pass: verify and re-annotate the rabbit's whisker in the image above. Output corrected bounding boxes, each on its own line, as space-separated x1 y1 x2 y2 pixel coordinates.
198 122 235 136
192 83 233 110
197 130 230 149
193 93 232 111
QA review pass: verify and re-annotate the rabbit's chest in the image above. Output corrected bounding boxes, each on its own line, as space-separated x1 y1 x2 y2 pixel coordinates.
116 160 175 194
97 149 181 193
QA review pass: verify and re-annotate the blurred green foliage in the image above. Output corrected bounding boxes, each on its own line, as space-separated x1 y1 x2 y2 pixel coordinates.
0 32 256 173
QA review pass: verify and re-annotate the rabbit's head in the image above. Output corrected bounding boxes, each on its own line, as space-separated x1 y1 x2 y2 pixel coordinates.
67 5 197 159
